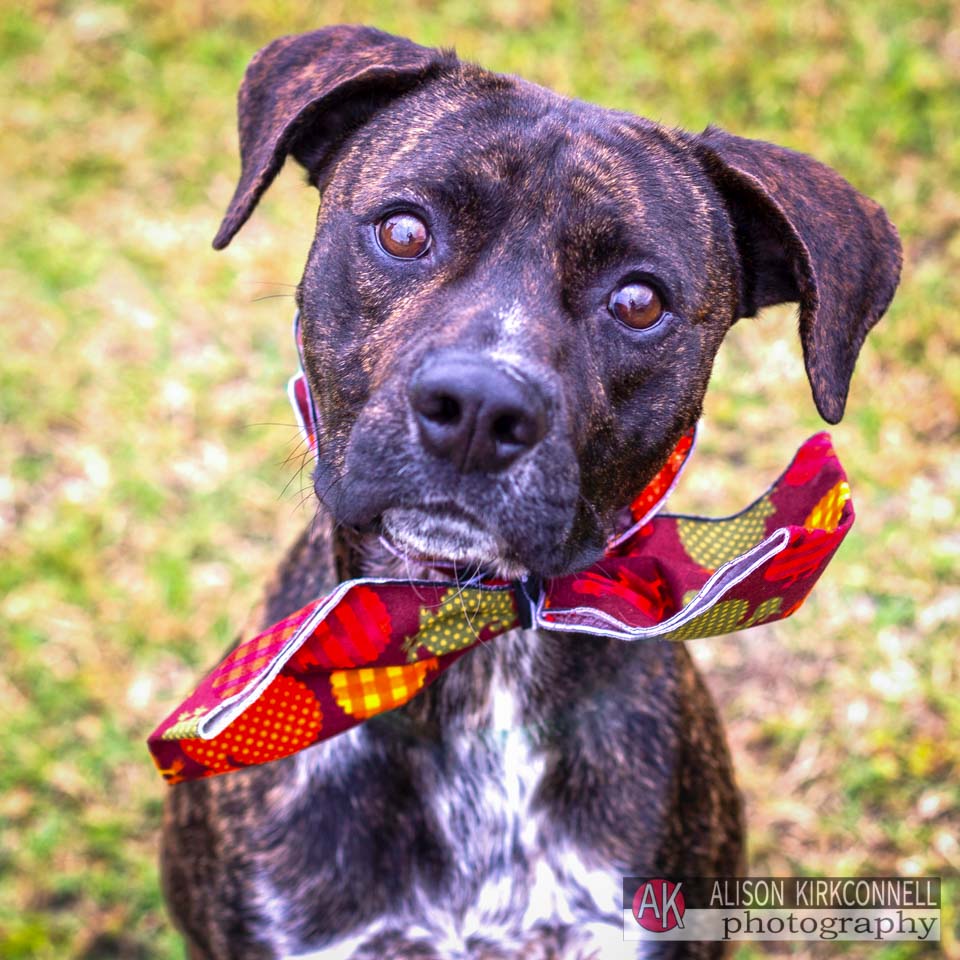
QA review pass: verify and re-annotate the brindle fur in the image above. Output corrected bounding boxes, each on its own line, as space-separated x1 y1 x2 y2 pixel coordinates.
161 25 901 959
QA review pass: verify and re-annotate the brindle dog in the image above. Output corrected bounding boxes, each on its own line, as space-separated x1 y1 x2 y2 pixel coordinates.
161 25 901 960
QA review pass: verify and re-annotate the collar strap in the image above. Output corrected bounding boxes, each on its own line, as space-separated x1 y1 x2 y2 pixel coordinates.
146 318 855 785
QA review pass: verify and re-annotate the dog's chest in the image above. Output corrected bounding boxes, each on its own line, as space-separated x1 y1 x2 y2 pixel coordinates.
426 647 547 900
286 630 626 957
397 632 623 947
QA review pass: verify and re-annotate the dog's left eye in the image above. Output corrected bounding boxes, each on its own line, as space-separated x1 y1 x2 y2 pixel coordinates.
377 213 431 259
608 281 664 330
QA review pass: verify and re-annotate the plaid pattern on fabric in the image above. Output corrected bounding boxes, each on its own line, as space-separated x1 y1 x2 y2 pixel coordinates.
331 659 439 719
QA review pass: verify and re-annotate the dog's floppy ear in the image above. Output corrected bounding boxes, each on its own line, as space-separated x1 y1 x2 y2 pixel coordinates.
213 25 451 250
693 126 902 423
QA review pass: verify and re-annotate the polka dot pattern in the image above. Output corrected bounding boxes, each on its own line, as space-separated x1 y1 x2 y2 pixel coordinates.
405 588 516 658
743 596 782 628
664 599 749 641
677 496 775 572
180 675 323 773
160 706 208 741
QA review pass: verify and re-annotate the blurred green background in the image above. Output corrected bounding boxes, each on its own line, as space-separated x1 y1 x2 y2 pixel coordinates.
2 1 957 957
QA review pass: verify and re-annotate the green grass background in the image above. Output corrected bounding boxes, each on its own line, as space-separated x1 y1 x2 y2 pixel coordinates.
1 1 957 957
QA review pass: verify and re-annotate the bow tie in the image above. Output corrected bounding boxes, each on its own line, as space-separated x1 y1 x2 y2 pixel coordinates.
148 318 854 785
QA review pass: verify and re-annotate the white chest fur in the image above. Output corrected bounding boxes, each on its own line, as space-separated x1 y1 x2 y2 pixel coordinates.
288 630 635 959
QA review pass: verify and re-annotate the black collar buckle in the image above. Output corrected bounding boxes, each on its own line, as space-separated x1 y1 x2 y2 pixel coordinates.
512 575 542 630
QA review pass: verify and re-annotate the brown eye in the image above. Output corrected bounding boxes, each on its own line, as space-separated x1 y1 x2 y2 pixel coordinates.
377 212 431 259
608 282 664 330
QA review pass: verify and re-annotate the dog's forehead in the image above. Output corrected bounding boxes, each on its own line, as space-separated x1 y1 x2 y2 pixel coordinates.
338 72 711 231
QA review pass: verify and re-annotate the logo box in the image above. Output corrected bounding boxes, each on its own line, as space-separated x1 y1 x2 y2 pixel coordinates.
623 877 941 942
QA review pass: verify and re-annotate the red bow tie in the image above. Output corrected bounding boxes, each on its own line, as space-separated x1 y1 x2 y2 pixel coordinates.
148 321 854 785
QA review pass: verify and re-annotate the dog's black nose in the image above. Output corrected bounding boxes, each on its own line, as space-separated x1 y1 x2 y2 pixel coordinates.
409 352 548 473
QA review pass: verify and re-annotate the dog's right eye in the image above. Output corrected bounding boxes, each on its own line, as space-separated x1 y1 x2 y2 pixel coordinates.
376 213 431 259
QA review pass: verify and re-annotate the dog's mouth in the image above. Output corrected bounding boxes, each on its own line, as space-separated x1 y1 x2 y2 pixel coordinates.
379 503 530 580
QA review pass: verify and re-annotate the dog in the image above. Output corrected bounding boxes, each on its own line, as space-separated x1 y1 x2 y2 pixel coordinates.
160 25 901 960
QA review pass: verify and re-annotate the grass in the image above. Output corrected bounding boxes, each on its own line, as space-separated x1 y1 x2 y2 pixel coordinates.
1 1 958 957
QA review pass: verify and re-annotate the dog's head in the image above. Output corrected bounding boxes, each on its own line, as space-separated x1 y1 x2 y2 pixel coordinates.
214 26 901 577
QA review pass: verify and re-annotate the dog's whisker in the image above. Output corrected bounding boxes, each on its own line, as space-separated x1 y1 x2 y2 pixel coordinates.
278 440 311 472
403 550 433 604
279 447 313 502
251 293 297 303
452 566 488 652
577 492 604 527
291 485 316 515
242 421 304 429
279 435 309 460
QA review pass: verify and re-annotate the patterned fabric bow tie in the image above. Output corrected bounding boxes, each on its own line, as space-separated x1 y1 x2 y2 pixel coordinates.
148 318 854 785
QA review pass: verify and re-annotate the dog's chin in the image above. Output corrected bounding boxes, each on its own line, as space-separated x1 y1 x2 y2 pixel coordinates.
380 506 530 580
